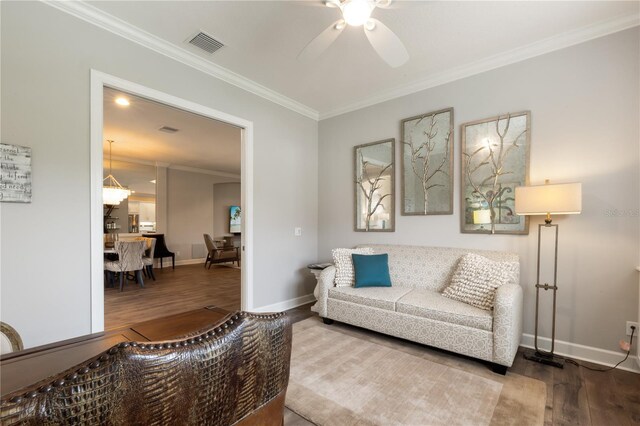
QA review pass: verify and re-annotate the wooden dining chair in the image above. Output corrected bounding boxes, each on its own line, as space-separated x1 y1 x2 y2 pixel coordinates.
104 240 146 291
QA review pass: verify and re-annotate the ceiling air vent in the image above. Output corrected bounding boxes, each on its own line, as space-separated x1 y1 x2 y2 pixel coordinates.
158 126 179 134
188 31 224 54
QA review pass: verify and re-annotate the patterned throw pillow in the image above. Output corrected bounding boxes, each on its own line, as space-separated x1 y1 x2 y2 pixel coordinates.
332 248 374 287
442 253 518 310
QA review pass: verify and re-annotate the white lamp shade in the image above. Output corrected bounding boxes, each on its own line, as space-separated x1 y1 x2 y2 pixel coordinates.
515 182 582 216
473 209 492 224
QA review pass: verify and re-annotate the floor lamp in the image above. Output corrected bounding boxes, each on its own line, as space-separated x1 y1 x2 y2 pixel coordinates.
515 180 582 368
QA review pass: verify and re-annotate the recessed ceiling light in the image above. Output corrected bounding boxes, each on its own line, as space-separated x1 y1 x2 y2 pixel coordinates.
131 190 136 194
150 180 156 184
115 97 130 106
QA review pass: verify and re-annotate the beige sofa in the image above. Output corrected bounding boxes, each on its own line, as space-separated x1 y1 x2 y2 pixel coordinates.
312 244 522 374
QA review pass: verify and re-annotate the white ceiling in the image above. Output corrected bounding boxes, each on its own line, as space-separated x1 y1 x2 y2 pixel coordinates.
89 1 639 118
103 87 241 175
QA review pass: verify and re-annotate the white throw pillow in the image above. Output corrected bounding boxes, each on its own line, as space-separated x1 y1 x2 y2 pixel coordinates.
332 248 374 287
442 253 518 310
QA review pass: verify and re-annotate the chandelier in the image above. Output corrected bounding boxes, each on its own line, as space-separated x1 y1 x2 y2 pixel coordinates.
103 140 131 205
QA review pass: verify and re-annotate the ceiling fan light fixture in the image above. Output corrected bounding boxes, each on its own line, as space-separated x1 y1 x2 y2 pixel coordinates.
341 0 374 26
365 19 376 31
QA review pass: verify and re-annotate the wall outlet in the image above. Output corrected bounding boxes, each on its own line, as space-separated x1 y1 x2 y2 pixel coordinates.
176 251 181 256
294 227 302 237
626 321 638 336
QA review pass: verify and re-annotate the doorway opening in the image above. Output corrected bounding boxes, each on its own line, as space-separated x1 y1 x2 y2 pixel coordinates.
90 70 254 332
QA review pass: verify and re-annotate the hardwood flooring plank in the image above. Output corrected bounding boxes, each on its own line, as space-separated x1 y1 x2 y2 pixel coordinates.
583 366 630 426
552 364 591 425
611 368 640 424
105 264 240 330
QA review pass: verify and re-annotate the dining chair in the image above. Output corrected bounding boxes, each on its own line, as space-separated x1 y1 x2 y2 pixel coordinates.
141 237 157 281
145 234 175 269
204 234 240 268
104 240 146 291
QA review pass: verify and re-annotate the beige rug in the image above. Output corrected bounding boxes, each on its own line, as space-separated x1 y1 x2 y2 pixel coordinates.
286 317 545 426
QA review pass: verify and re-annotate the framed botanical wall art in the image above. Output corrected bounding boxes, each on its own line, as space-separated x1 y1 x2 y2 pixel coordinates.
0 143 32 203
354 139 395 232
401 108 453 215
461 111 530 234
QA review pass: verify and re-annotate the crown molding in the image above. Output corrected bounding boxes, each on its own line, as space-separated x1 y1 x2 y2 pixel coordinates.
169 164 240 180
44 0 320 121
109 155 240 179
319 13 640 120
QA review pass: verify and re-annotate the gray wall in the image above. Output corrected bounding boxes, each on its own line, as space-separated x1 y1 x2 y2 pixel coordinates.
0 1 318 348
213 182 241 244
165 169 236 262
318 28 639 353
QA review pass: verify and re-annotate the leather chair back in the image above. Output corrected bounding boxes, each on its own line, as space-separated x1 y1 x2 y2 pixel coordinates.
0 312 291 425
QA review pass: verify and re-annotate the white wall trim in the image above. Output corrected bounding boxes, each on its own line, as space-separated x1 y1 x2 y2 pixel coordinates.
521 333 640 374
319 13 640 120
110 155 241 180
47 0 319 121
169 164 240 180
172 258 205 267
253 294 316 313
90 70 254 333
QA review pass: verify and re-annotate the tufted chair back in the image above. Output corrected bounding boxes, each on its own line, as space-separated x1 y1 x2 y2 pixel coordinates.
0 312 292 425
113 240 145 272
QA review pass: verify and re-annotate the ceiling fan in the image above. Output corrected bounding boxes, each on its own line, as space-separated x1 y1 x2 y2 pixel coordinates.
298 0 409 68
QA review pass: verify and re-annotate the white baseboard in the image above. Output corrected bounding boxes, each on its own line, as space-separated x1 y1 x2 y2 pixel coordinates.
175 258 206 266
155 258 239 268
521 333 639 374
153 258 205 267
168 257 240 269
253 294 316 313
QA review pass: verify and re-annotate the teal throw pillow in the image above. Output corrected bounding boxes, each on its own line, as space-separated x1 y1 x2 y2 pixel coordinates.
352 253 392 288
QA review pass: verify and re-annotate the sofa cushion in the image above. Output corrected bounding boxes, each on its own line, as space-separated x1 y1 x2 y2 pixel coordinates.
396 288 493 331
332 247 374 287
442 253 518 310
328 286 412 311
352 253 391 288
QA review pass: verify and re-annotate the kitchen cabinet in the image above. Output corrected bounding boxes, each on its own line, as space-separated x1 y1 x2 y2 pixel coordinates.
139 202 156 223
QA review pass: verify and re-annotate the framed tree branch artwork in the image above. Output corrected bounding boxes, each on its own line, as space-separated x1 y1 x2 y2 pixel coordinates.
354 138 395 232
401 108 453 215
461 111 530 234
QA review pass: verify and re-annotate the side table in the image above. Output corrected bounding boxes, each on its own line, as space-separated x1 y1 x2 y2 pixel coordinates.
307 263 332 312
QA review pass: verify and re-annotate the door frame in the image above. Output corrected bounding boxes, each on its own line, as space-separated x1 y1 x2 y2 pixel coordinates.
90 70 254 332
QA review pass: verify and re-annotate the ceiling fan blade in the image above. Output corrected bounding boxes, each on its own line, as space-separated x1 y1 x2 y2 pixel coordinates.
298 20 346 62
364 18 408 68
374 0 393 8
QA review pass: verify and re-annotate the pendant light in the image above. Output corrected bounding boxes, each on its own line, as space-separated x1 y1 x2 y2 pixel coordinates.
103 140 131 205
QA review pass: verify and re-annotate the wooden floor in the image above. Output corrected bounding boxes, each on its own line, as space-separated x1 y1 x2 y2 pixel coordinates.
284 304 640 426
104 264 240 330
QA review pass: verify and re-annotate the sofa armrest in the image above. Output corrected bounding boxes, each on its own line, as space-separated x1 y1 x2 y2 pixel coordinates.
311 266 336 318
493 283 523 367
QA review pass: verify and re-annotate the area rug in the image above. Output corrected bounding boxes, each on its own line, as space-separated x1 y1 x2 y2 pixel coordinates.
286 317 546 426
